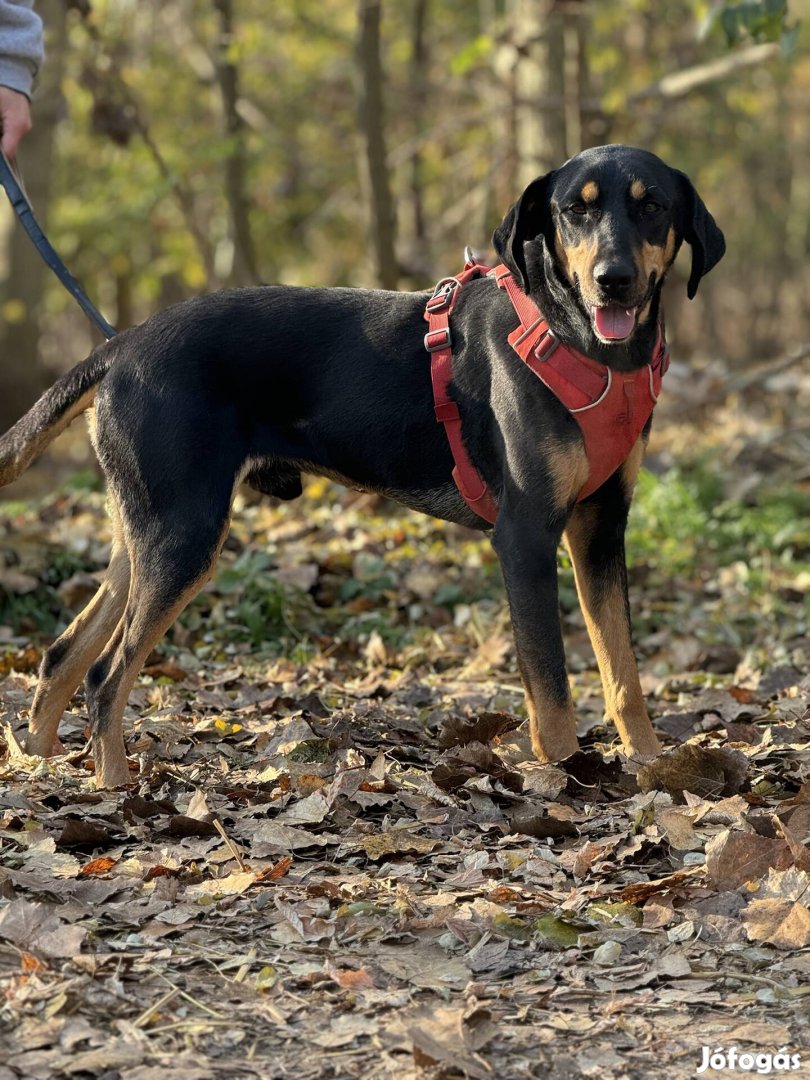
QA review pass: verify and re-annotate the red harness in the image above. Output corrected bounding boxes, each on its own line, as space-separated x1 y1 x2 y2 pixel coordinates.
423 257 669 525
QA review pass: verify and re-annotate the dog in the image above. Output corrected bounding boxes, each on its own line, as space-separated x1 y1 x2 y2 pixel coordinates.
0 144 725 788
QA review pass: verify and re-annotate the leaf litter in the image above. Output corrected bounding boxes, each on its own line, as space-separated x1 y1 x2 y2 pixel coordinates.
0 457 809 1079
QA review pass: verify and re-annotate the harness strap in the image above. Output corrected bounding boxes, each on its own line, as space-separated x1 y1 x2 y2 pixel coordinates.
425 257 669 525
493 263 668 499
424 261 499 524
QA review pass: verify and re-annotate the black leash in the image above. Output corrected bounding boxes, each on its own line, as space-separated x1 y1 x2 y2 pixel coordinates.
0 147 117 340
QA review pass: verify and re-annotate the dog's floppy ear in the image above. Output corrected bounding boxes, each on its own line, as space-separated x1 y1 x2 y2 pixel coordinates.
673 169 726 299
492 172 553 292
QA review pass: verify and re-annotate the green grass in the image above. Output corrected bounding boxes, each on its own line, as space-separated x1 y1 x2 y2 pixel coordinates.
629 459 808 581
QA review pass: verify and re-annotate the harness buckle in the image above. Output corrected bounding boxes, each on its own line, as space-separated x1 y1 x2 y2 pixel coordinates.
425 327 452 353
426 277 460 314
534 329 559 362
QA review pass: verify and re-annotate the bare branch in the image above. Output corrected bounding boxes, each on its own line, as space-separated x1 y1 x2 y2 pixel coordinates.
628 42 781 104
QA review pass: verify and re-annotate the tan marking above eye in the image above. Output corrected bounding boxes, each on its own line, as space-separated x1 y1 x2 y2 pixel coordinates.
630 179 647 200
580 180 599 203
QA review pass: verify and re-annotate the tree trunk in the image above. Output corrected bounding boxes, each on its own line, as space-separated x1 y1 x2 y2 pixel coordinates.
512 0 567 186
356 0 398 289
562 0 589 157
213 0 259 286
0 0 67 430
404 0 428 276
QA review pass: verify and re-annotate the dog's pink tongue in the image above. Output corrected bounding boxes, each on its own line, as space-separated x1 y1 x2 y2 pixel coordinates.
594 304 635 340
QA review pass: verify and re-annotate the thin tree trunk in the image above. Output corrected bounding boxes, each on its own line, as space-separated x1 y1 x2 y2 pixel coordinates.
407 0 428 271
213 0 259 286
356 0 398 289
562 0 588 158
0 0 66 430
512 0 566 186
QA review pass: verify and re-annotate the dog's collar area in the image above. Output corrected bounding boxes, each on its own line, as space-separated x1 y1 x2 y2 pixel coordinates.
424 254 669 524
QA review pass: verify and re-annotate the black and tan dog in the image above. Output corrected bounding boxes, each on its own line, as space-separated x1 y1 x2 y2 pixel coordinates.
0 144 724 788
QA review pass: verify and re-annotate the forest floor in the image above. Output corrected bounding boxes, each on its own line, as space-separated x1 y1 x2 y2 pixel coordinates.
0 355 809 1079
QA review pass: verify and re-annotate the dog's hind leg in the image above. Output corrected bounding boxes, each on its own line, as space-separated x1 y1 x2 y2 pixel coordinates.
83 486 233 788
26 501 131 758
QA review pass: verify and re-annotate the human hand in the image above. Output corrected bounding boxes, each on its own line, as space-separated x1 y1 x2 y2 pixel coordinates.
0 86 32 158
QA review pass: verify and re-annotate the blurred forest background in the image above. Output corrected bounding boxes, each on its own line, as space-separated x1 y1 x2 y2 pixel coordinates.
2 9 809 1072
0 0 807 673
1 0 808 431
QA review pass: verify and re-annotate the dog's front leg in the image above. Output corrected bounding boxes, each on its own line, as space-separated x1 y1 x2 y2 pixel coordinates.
563 468 661 758
492 511 580 762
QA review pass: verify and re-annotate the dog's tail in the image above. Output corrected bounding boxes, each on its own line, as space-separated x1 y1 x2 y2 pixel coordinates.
0 347 114 488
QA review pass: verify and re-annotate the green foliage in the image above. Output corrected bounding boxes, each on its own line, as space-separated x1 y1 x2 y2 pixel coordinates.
629 460 809 583
5 0 796 365
196 549 315 648
703 0 798 51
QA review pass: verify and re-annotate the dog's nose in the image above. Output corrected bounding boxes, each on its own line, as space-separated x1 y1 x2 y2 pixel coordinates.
594 262 634 292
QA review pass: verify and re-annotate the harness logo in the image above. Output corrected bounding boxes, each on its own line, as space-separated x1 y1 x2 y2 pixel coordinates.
696 1047 802 1074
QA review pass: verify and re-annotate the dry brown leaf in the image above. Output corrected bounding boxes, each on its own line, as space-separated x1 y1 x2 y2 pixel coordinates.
358 830 438 860
404 1003 494 1080
185 789 212 821
185 871 256 898
637 744 748 803
642 895 676 929
705 830 794 890
324 962 376 989
247 821 332 853
773 816 810 872
57 819 114 848
618 866 705 903
572 840 606 879
276 790 331 825
563 750 626 794
0 899 86 958
656 807 702 851
78 856 117 877
508 809 578 841
752 866 810 901
743 898 810 948
142 658 187 681
438 711 521 749
161 814 218 839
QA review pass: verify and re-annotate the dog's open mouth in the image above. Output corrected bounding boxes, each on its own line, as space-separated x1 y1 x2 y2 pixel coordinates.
589 303 638 343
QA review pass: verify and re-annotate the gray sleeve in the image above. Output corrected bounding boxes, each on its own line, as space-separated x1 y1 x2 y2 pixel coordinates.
0 1 44 98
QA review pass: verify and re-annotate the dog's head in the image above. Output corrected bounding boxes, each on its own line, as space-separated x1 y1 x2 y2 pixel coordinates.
493 145 725 346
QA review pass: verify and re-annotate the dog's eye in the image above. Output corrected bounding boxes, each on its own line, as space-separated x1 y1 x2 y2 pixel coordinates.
643 201 662 216
567 202 588 216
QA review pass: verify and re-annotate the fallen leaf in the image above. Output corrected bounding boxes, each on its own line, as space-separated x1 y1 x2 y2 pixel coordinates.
358 831 438 860
637 744 748 802
656 807 702 851
706 830 794 890
743 898 810 949
78 856 117 877
0 899 87 958
439 711 520 749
